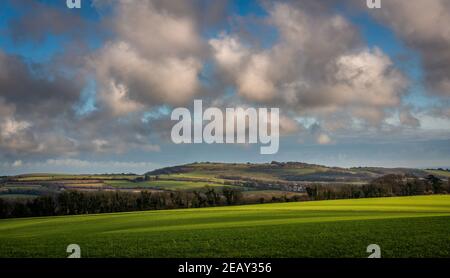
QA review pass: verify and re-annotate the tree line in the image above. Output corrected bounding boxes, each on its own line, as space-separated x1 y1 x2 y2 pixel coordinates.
0 187 248 219
305 174 450 200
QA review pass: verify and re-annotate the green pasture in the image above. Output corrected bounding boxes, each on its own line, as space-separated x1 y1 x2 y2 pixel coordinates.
0 195 449 258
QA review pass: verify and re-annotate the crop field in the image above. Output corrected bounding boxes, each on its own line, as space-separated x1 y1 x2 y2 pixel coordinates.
0 195 449 258
426 170 450 178
104 180 228 191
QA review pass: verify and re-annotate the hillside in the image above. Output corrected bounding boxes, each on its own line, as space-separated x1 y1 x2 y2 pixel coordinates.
147 161 434 186
1 162 447 201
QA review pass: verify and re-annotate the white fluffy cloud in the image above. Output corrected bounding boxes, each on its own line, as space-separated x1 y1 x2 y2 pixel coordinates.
90 1 204 114
317 133 332 145
0 98 32 152
0 117 30 139
210 3 407 128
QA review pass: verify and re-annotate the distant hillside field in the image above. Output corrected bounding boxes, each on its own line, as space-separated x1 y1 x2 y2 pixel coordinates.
148 162 434 184
1 195 449 258
2 162 447 201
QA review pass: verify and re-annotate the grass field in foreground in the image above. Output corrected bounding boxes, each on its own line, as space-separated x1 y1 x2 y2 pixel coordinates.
0 195 449 258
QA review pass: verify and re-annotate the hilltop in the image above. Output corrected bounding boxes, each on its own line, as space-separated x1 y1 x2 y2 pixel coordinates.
147 161 433 185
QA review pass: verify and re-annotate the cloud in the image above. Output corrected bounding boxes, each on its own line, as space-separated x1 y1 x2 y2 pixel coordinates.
399 107 420 128
0 51 82 119
365 0 450 96
0 52 82 156
89 0 205 114
1 0 448 169
317 133 332 145
0 47 161 159
42 159 157 171
0 159 160 175
6 0 96 43
1 119 30 138
99 77 144 116
12 160 22 167
0 100 31 139
210 2 407 127
430 106 450 119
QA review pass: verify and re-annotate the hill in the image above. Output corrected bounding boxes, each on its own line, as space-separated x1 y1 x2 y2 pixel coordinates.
1 162 447 201
147 161 434 187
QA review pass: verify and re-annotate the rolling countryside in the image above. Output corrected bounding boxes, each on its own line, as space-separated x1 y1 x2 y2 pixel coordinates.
2 162 447 200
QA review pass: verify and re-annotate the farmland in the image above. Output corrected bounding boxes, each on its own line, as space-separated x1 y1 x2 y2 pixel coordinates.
0 195 449 258
2 162 444 199
2 162 449 214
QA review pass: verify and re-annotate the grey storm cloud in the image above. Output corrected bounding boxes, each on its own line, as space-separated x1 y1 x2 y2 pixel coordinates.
6 0 99 43
0 50 83 157
363 0 450 96
0 51 82 118
0 47 160 159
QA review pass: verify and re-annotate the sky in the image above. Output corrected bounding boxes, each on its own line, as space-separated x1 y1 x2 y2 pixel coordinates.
1 0 450 175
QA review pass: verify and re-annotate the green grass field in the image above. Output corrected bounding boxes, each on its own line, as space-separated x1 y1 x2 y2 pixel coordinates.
426 169 450 178
0 195 449 258
104 179 231 191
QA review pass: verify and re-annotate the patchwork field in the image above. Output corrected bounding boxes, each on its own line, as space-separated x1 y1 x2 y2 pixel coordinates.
149 162 437 183
2 163 447 201
0 195 449 258
105 179 230 190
